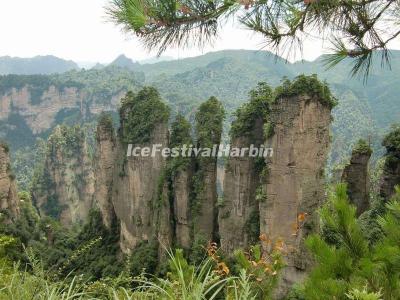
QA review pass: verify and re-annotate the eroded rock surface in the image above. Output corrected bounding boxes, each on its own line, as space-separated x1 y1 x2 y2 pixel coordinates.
260 95 332 295
94 117 117 228
342 142 372 216
112 123 169 253
219 119 264 253
380 128 400 201
0 144 19 220
173 166 193 250
32 126 95 226
0 86 124 135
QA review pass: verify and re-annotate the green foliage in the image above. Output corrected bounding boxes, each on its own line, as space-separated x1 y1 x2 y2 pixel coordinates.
170 114 192 148
233 244 284 300
41 194 64 220
61 210 122 280
0 235 18 270
382 124 400 153
195 96 225 150
128 240 159 277
303 184 400 300
381 125 400 172
189 234 212 267
230 82 272 139
167 114 193 176
353 139 373 156
13 138 47 191
0 141 9 153
190 97 225 244
0 112 37 150
119 87 170 144
1 201 122 282
133 248 227 299
97 112 115 134
346 287 383 300
275 74 337 109
0 264 87 300
47 125 85 156
244 210 260 245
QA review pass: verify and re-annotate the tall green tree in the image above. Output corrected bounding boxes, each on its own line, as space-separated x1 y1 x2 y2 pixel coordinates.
107 0 400 77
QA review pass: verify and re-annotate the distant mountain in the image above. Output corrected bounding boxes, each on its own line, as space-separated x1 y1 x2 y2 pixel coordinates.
1 49 400 177
92 63 105 70
0 55 79 75
139 56 175 64
110 54 140 70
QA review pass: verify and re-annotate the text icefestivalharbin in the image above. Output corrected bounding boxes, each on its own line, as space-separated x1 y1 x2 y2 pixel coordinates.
126 144 274 158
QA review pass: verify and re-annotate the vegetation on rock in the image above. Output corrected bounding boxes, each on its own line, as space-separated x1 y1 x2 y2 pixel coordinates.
230 82 272 139
383 125 400 154
119 87 170 144
275 74 337 109
352 139 373 156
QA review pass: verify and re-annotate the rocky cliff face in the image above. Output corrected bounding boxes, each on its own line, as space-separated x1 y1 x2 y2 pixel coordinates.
112 123 169 253
218 134 263 253
194 161 219 241
260 94 332 295
0 144 19 220
380 127 400 201
157 181 174 260
380 158 400 201
32 125 95 226
341 141 372 216
192 97 225 242
94 115 117 228
172 166 193 250
0 86 120 135
111 88 171 254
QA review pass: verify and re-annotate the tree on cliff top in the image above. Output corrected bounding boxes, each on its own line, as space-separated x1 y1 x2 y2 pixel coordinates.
119 87 170 144
230 82 272 139
195 96 225 149
107 0 400 78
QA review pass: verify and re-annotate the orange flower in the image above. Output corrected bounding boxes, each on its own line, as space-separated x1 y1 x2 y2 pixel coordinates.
298 212 307 223
217 262 230 276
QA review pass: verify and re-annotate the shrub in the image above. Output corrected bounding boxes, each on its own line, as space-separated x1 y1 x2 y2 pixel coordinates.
275 74 337 109
383 124 400 153
230 82 272 139
352 139 373 156
119 87 170 144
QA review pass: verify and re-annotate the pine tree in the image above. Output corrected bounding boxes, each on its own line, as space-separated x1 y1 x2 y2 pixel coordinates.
106 0 400 77
303 184 400 299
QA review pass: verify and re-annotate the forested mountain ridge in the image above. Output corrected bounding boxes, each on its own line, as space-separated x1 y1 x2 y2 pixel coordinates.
0 49 399 189
0 55 79 75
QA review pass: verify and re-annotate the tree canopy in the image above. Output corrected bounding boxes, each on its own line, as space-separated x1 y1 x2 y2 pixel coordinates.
107 0 400 78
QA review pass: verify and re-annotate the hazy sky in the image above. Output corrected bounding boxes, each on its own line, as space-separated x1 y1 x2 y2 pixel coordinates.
0 0 398 64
